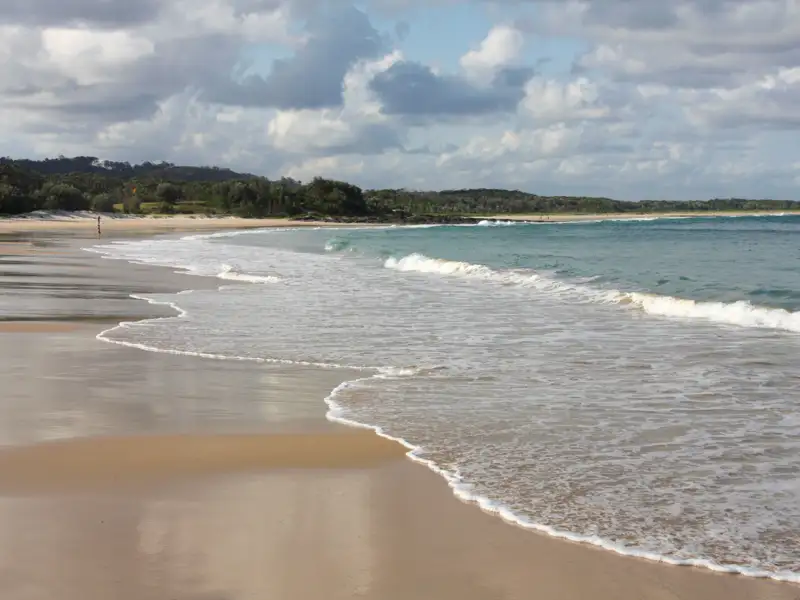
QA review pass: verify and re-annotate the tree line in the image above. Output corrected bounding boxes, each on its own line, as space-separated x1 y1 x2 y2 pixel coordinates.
1 156 797 219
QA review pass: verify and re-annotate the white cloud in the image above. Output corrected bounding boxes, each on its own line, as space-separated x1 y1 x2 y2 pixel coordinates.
460 25 523 83
155 0 298 45
1 0 800 200
41 28 155 86
682 67 800 128
520 77 611 123
268 111 354 152
266 51 402 154
342 50 403 117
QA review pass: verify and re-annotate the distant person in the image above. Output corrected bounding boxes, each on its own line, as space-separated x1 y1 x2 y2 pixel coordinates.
97 215 101 237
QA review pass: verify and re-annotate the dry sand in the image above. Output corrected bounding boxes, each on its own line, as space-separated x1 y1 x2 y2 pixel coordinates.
0 230 797 600
0 214 362 236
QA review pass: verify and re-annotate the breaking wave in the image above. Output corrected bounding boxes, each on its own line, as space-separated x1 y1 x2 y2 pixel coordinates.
384 253 800 334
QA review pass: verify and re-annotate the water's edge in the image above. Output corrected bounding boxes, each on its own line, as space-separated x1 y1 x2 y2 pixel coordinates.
83 238 800 585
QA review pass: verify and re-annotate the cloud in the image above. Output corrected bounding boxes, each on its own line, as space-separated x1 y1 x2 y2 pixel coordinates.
0 0 293 127
208 7 387 109
682 67 800 129
370 61 531 116
460 25 524 83
2 32 244 125
366 24 531 118
1 0 800 200
544 0 800 90
521 77 614 123
0 0 164 28
266 52 404 154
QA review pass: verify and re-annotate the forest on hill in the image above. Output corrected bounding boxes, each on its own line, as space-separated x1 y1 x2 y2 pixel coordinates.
1 156 797 219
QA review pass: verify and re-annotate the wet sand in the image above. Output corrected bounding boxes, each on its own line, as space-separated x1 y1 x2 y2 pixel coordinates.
0 433 405 493
0 321 80 332
0 232 797 600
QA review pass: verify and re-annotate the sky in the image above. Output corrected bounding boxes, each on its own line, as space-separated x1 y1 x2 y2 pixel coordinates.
1 0 799 200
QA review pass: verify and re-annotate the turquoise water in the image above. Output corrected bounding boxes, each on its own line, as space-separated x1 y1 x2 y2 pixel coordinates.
279 215 800 310
91 214 800 581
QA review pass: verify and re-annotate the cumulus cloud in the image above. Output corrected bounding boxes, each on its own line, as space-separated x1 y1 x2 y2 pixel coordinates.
207 7 387 109
0 0 799 200
366 24 531 118
460 25 524 83
682 67 800 129
521 77 613 123
370 61 531 116
550 0 800 89
266 51 404 154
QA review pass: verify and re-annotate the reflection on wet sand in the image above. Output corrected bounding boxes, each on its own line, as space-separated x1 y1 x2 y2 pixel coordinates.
0 235 215 322
1 230 798 600
0 432 404 493
0 470 376 600
0 325 354 446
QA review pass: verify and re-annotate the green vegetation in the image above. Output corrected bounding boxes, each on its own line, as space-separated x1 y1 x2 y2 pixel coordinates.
1 156 798 221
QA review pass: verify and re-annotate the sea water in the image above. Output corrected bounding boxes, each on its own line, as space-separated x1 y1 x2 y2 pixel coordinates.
88 215 800 581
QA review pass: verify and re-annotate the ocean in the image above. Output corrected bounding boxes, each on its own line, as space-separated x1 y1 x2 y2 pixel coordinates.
89 215 800 582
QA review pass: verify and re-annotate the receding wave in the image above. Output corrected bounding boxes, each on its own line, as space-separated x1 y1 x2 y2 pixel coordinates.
218 264 280 284
384 253 800 334
323 376 800 584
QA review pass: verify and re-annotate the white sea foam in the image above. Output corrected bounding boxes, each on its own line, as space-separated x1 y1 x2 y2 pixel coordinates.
385 253 501 279
476 219 520 226
384 252 800 334
99 286 800 583
615 292 800 333
86 238 282 285
217 264 281 284
323 377 800 584
96 294 377 371
85 226 800 584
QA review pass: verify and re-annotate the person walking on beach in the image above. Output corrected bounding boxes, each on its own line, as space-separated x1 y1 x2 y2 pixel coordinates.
97 214 101 237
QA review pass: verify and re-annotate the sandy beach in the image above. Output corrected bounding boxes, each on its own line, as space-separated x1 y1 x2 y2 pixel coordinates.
0 223 798 599
1 209 795 238
0 214 358 236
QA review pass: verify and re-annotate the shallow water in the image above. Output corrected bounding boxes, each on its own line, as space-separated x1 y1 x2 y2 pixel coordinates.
88 215 800 581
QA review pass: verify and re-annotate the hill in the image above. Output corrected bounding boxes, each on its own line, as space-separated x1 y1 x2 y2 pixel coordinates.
1 156 798 219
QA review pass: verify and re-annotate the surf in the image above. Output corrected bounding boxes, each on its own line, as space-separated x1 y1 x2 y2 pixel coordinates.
383 252 800 334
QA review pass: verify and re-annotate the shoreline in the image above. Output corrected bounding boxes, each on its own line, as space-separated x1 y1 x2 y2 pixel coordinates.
0 209 796 235
116 276 800 585
89 226 800 586
1 229 798 598
0 214 369 235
